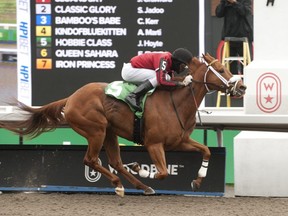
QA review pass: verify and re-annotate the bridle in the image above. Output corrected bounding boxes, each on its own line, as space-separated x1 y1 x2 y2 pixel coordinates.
171 58 242 129
189 58 242 94
171 57 244 131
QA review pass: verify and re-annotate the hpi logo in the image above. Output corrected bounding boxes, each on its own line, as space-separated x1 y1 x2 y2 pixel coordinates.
256 72 281 113
84 159 102 182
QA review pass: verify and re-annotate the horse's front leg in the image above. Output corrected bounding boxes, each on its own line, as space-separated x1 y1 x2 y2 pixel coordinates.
175 138 211 191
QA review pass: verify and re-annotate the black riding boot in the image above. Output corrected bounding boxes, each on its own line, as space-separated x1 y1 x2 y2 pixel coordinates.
125 80 154 112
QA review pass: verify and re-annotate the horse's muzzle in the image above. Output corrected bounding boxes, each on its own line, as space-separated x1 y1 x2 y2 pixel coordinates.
229 84 247 97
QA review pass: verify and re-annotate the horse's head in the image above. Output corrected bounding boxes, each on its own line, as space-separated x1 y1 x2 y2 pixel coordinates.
187 53 246 97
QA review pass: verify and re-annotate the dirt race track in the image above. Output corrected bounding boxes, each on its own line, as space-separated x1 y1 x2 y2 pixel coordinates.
1 186 288 216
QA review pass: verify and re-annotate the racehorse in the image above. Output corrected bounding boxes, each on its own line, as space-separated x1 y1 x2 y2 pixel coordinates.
0 53 246 197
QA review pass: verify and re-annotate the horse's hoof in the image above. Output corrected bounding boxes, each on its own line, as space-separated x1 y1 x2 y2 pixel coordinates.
191 180 200 192
143 187 155 195
115 186 125 197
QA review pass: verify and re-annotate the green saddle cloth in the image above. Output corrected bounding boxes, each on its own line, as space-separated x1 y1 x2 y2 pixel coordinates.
105 81 155 118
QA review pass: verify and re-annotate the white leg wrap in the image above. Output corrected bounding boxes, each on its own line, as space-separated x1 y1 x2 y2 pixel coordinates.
139 169 150 178
149 172 156 179
198 160 209 177
139 169 156 179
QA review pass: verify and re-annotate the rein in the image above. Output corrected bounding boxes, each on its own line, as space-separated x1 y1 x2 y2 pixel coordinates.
189 84 203 126
170 91 185 131
170 83 203 134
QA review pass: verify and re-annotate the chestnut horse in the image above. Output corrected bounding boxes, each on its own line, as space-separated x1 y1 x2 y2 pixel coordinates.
0 53 246 197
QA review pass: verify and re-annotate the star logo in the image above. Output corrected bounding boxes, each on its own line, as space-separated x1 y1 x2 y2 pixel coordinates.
90 169 97 177
84 158 102 182
264 94 273 103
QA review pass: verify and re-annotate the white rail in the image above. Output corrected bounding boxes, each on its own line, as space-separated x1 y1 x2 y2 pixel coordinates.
0 23 16 28
1 106 288 133
0 48 17 53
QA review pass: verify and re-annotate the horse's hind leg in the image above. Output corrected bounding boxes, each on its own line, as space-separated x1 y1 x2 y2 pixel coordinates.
103 129 155 195
64 98 125 196
83 134 126 196
71 123 125 196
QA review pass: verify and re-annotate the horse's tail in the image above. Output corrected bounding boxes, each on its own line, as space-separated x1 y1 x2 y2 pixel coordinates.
0 98 68 138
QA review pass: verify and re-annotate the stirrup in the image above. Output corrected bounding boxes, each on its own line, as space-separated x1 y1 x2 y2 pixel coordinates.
125 96 142 112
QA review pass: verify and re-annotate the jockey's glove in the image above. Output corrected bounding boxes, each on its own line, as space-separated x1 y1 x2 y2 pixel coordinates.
182 75 193 86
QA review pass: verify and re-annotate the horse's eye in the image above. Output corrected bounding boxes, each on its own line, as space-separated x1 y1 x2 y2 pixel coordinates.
219 69 224 73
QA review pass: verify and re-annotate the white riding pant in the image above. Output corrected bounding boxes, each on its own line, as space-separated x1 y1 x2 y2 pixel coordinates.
121 63 159 87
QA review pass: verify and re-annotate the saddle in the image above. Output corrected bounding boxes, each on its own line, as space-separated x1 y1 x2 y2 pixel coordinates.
105 81 155 144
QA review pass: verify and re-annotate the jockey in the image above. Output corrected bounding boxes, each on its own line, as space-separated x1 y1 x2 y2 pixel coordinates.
121 48 193 112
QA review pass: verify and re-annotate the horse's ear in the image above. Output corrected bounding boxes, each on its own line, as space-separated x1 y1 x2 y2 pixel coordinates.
202 53 207 61
203 53 213 62
205 52 212 57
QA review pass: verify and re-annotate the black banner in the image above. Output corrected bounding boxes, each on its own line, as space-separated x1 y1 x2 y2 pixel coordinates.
0 145 225 195
30 0 199 105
